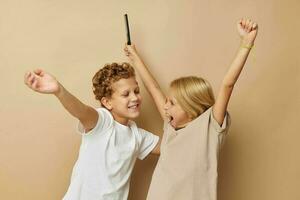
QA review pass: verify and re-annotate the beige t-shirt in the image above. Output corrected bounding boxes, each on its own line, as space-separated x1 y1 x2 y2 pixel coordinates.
147 107 230 200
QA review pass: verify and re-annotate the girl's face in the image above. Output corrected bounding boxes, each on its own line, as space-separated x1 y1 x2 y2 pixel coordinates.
104 77 142 125
164 90 191 129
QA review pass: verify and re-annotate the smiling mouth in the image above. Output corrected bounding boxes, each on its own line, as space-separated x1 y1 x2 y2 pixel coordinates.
128 104 139 109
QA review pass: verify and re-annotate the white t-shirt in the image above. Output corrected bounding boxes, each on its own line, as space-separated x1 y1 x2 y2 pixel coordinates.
62 108 159 200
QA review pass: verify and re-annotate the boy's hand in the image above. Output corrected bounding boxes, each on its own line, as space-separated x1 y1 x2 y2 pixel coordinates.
24 69 60 95
124 44 139 63
237 18 258 46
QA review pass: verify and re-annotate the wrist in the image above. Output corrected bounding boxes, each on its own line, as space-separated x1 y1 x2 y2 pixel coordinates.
240 41 254 50
54 83 64 97
241 39 254 48
131 55 143 65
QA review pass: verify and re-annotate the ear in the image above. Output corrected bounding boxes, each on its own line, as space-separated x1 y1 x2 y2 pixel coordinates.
101 97 113 110
186 111 194 121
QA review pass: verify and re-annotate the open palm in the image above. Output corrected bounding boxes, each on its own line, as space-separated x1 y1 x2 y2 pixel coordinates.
24 69 60 94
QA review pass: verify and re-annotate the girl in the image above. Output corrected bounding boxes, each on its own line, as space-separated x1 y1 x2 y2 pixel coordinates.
124 18 258 200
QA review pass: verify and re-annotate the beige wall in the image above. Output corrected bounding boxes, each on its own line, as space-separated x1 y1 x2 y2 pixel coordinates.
1 0 299 199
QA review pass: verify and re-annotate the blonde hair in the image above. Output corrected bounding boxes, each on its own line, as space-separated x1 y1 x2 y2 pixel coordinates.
170 76 215 119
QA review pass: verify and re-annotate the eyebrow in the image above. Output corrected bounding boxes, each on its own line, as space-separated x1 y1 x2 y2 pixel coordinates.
119 86 139 94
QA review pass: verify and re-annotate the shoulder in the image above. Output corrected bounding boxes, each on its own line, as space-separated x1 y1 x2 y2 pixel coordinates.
209 107 231 133
190 107 213 124
187 106 230 131
80 107 114 135
96 107 111 115
95 107 113 122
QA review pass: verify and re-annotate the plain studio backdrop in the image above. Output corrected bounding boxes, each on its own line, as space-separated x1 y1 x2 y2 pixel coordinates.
0 0 299 199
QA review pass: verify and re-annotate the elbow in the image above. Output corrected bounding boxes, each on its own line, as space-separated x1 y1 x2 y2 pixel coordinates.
151 149 161 156
222 81 235 89
222 77 236 88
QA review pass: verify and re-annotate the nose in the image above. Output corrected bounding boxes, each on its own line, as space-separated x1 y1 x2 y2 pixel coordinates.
130 93 139 101
164 102 169 110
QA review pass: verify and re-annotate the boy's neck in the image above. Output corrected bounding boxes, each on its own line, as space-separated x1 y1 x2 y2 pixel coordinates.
111 113 130 126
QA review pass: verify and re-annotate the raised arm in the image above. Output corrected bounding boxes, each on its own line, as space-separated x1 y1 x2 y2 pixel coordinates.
24 69 98 132
124 45 166 120
213 18 258 125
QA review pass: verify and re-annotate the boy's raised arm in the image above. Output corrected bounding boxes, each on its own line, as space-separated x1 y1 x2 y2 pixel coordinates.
213 19 258 126
124 45 166 120
24 69 98 132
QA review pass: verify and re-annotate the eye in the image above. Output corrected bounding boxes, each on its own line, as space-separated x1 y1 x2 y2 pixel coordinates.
122 92 129 97
134 88 140 94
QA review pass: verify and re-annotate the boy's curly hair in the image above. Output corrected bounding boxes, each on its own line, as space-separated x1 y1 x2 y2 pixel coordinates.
92 62 135 103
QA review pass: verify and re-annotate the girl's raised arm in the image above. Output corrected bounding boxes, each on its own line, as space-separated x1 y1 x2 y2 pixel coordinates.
124 45 166 120
213 19 258 125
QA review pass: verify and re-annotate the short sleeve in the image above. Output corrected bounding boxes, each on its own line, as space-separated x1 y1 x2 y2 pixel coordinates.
137 129 159 160
209 110 231 134
77 108 113 135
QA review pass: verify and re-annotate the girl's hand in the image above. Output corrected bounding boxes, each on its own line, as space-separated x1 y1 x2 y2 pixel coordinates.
124 44 139 63
237 18 258 46
24 69 60 95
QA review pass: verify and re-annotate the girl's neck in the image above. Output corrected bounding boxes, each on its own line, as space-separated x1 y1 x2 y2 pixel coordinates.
174 120 191 130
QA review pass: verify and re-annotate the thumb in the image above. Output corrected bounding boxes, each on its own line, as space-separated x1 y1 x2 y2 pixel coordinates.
34 68 44 76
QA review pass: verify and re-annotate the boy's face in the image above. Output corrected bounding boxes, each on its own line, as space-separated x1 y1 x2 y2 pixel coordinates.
164 90 191 129
103 77 142 125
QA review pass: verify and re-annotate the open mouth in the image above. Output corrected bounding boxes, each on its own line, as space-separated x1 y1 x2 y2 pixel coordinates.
165 113 174 122
170 116 174 121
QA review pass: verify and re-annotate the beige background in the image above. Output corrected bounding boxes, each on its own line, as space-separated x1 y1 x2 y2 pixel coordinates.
1 0 299 199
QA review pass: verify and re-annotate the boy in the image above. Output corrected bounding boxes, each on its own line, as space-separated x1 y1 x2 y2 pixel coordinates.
24 63 160 200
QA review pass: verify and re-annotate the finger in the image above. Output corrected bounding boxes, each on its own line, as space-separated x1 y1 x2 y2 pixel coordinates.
252 23 258 30
25 76 33 88
29 75 36 86
34 68 43 76
32 78 38 90
248 21 254 29
25 72 33 85
249 20 254 32
237 19 243 29
24 71 31 85
238 19 243 24
245 19 251 32
241 18 246 29
247 20 253 32
124 43 131 49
